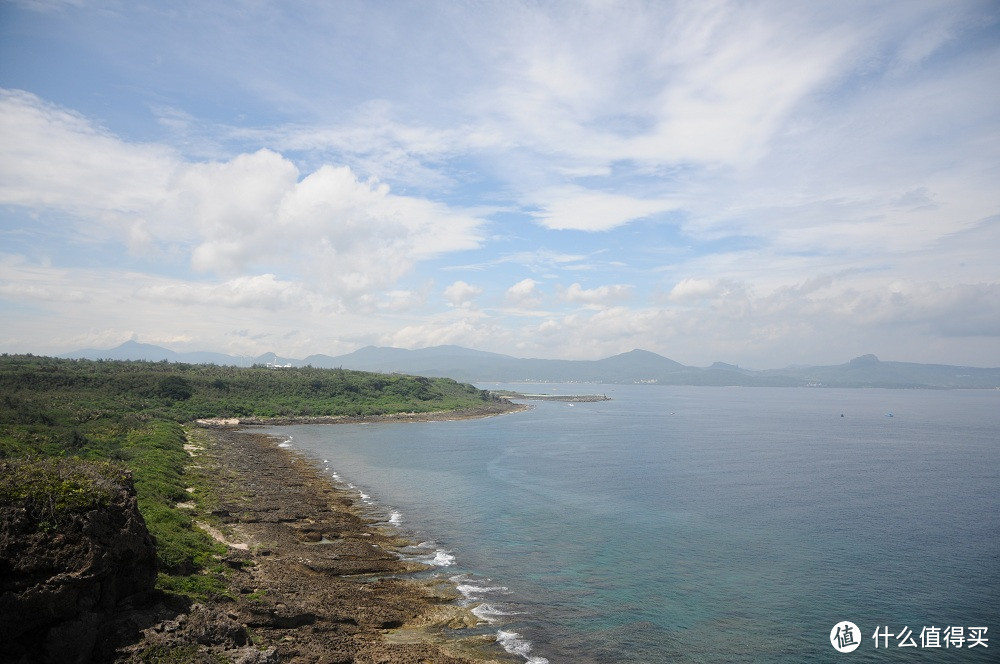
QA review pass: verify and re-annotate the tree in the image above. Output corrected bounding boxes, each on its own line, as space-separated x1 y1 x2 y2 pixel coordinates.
157 376 193 401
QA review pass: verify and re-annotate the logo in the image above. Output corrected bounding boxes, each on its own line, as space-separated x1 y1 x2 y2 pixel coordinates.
831 621 861 653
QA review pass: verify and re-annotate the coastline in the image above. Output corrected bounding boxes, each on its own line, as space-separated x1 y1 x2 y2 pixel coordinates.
114 409 525 662
195 400 531 428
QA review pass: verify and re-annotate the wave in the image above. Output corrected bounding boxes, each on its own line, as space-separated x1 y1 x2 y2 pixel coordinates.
453 578 510 600
429 548 455 566
471 602 519 621
388 510 403 526
496 629 549 664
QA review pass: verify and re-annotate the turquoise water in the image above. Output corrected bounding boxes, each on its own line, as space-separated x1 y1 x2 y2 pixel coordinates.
264 386 999 662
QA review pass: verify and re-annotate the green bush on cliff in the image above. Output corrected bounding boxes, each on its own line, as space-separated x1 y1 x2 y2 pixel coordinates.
0 456 129 526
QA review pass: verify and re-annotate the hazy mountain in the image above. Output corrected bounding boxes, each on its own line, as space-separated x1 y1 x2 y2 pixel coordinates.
57 343 1000 388
60 340 239 366
763 354 1000 389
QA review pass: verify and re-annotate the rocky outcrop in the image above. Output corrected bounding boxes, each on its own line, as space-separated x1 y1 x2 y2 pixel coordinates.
0 469 157 664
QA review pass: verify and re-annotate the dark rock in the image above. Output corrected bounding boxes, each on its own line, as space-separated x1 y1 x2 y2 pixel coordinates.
245 604 318 628
232 646 280 664
184 605 250 647
0 473 157 663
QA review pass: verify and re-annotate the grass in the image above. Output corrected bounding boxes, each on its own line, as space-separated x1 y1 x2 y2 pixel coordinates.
133 644 228 664
0 456 130 527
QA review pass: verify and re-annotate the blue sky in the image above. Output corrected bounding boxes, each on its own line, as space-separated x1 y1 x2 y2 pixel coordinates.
1 0 998 367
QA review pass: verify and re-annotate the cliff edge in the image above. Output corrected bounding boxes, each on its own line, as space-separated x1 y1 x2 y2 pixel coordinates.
0 458 157 663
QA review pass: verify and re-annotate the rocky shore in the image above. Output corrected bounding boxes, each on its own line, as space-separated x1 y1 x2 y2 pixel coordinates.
113 409 524 663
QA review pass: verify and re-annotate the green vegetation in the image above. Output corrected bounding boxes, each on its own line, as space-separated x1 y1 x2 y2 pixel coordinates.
133 644 227 664
0 354 499 597
0 456 129 528
0 354 494 440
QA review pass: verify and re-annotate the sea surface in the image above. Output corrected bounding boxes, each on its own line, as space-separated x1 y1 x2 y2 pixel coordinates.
263 386 999 662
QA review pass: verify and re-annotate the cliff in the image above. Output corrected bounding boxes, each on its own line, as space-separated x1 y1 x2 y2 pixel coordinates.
0 459 157 663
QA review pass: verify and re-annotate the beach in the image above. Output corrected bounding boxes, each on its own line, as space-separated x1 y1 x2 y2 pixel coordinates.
114 406 526 663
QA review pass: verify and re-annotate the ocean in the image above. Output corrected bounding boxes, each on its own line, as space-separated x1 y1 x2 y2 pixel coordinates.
263 385 999 662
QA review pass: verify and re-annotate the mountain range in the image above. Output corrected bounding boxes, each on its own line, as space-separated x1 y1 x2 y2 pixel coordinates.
55 341 1000 389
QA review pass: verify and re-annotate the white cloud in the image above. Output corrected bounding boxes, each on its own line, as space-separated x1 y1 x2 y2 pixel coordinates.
383 310 502 351
505 278 542 309
469 1 858 174
482 249 589 274
0 90 485 304
560 282 633 308
443 280 482 309
668 278 747 303
135 274 319 310
0 89 176 221
529 187 676 231
0 255 388 357
378 287 430 312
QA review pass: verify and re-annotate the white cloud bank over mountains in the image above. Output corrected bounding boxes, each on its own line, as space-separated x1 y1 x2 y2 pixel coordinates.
1 1 998 367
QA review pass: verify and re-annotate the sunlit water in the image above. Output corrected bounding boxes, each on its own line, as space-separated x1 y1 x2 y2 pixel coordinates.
262 385 999 662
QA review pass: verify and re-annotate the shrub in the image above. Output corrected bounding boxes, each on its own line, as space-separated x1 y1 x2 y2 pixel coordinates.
0 456 129 526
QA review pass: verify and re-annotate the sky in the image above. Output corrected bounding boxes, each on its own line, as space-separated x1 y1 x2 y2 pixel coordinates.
1 0 999 368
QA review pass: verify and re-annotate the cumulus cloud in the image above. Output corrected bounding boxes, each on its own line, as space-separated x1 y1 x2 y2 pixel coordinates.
443 280 482 308
560 282 633 308
505 278 542 308
0 90 485 304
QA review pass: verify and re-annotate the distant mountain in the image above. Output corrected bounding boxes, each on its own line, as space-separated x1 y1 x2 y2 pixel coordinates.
60 340 240 366
763 354 1000 389
57 343 1000 389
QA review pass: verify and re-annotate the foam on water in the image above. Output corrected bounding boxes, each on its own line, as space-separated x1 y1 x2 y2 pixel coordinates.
429 548 455 566
496 630 548 664
388 510 402 526
451 576 521 633
455 582 509 599
471 602 519 621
